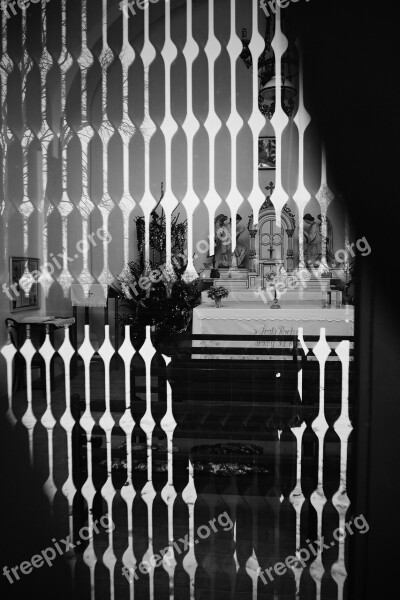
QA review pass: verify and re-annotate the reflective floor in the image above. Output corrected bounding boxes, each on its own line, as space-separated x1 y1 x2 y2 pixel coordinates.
2 339 356 600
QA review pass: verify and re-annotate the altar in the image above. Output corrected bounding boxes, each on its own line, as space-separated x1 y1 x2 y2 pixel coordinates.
192 300 354 359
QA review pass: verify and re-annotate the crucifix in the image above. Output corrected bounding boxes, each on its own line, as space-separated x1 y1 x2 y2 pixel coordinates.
265 181 275 198
265 181 276 260
269 244 274 260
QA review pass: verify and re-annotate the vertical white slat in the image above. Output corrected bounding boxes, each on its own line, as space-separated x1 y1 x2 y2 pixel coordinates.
38 198 55 297
309 328 331 599
79 0 94 126
77 0 95 297
118 1 136 273
19 325 37 465
59 0 73 119
293 43 311 269
331 340 353 600
139 327 156 481
245 0 266 227
18 260 37 304
269 4 289 228
97 324 117 599
203 0 223 244
0 9 14 268
289 420 308 594
297 327 309 403
139 327 157 598
315 147 334 270
58 326 78 538
0 332 17 427
160 356 177 598
160 0 179 269
39 325 57 506
78 325 98 599
58 326 78 592
57 0 75 297
18 7 35 261
18 196 34 263
182 460 198 600
245 549 261 600
289 330 308 593
139 2 157 266
97 0 115 298
225 0 245 249
118 326 137 600
76 195 95 298
37 0 55 297
232 521 240 575
57 196 75 296
181 0 200 282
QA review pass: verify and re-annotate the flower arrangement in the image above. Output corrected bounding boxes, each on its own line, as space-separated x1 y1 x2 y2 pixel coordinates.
207 285 229 302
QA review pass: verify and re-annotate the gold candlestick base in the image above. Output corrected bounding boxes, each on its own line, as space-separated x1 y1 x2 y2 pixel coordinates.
270 287 280 309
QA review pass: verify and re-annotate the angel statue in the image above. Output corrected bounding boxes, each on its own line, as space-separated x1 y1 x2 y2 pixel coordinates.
303 213 322 266
318 213 335 264
231 214 247 267
214 214 232 267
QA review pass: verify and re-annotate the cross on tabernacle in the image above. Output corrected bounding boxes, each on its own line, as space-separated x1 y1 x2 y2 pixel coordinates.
265 181 275 198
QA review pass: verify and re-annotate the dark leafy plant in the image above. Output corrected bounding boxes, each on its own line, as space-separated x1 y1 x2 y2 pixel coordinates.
135 202 187 269
114 259 201 337
114 183 199 336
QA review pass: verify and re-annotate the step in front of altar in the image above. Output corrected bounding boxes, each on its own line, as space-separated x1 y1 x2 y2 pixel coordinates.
276 275 331 302
207 271 250 293
201 276 331 303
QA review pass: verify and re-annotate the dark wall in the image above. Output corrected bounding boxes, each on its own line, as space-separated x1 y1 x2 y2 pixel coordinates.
295 0 400 596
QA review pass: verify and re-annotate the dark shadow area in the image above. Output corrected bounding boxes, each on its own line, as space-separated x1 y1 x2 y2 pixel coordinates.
295 0 400 597
0 411 72 599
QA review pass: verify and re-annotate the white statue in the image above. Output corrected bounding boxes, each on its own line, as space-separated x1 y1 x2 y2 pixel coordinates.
318 213 334 263
214 214 231 267
231 214 247 267
303 213 322 266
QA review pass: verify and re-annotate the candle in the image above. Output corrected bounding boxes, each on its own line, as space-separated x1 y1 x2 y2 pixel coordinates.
322 290 327 308
336 290 342 308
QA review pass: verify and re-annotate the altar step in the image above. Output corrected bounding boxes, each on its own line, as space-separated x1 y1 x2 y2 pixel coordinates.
214 279 249 290
215 268 249 288
202 272 332 303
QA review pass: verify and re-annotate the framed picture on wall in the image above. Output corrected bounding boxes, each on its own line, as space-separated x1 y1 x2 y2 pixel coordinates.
9 257 40 312
258 136 276 169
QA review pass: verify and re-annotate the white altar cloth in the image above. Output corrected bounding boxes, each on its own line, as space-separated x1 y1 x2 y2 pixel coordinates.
200 287 330 304
192 301 354 359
